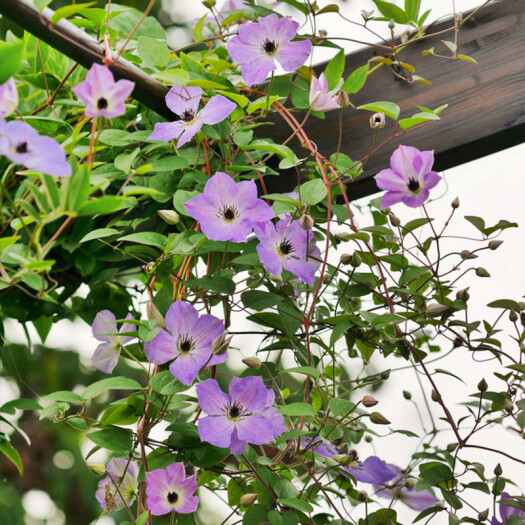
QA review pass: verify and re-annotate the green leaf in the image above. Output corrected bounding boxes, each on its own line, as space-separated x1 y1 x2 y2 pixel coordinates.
405 0 421 21
153 69 190 85
278 498 314 513
241 290 283 310
80 228 120 243
329 398 355 416
137 36 170 67
372 0 409 23
88 428 132 453
0 438 23 475
278 403 316 416
77 196 128 216
371 313 404 328
150 157 189 171
42 391 85 404
342 63 369 94
83 377 142 400
150 371 188 395
283 366 320 379
169 231 206 255
51 2 96 23
464 215 485 232
0 40 25 85
301 179 327 205
101 404 138 426
487 299 521 312
186 275 236 295
118 232 168 249
324 49 345 90
398 112 440 130
243 140 295 161
193 14 207 42
0 398 42 414
357 101 400 120
278 0 309 15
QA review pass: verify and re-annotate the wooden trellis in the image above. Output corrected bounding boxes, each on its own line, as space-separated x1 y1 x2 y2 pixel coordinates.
0 0 523 199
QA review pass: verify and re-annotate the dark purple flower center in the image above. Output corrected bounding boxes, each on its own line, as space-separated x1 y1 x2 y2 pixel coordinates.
178 336 195 354
278 239 294 256
181 109 196 122
262 39 278 55
167 491 178 504
407 178 420 192
15 142 28 154
219 205 238 222
226 402 244 420
348 449 359 467
97 97 108 110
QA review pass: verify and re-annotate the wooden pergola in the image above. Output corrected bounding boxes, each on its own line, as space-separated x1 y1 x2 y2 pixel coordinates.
0 0 523 199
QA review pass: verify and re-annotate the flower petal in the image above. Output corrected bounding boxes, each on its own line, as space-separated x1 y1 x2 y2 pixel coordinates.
229 376 268 413
197 415 234 448
165 85 202 116
92 342 120 373
92 310 117 342
149 121 184 142
199 95 236 125
196 378 231 415
144 329 177 364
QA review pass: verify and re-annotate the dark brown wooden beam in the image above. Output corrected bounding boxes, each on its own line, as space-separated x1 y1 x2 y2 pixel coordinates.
0 0 171 119
1 0 523 199
281 0 525 199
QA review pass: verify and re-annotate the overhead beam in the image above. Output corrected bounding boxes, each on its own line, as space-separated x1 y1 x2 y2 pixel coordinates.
1 1 524 199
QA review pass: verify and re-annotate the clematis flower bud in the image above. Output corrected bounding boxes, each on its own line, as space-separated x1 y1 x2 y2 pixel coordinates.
509 310 518 322
369 411 390 425
477 378 488 392
340 253 352 265
361 395 378 407
147 302 164 327
242 357 261 369
240 493 258 507
380 369 390 380
318 29 328 39
350 252 362 268
299 214 314 230
212 332 233 355
488 240 503 250
336 90 351 108
478 509 489 521
460 250 477 259
451 197 460 209
0 78 18 118
334 454 352 466
87 462 106 475
357 490 369 502
503 398 514 413
158 209 180 225
370 112 386 129
426 303 449 317
475 267 490 277
494 463 503 476
403 390 412 400
431 390 439 402
456 288 470 302
388 213 401 227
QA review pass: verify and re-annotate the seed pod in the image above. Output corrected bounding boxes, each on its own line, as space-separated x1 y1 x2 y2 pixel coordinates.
242 357 261 369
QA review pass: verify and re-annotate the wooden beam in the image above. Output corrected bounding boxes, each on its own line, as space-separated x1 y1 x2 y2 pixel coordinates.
0 0 171 119
1 0 524 199
272 0 525 199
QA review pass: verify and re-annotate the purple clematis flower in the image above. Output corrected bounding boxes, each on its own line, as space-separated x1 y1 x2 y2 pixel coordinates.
95 458 139 511
492 492 525 525
144 301 225 386
374 145 441 208
373 464 439 511
309 73 341 112
304 438 396 484
184 171 274 242
0 120 71 177
196 376 285 454
255 214 320 286
146 462 199 516
92 310 136 374
73 63 135 119
226 13 312 86
0 78 18 118
149 85 236 148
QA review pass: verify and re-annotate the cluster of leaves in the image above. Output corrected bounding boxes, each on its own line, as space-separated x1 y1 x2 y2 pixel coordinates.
1 1 524 525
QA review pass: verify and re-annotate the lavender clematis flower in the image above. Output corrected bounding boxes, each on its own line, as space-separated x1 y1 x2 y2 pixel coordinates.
196 376 285 454
255 214 320 286
184 171 274 242
0 120 71 177
95 458 139 511
73 63 135 119
144 301 225 386
309 73 341 112
227 13 312 86
149 85 236 148
374 145 441 208
304 438 396 484
0 78 18 118
373 464 439 511
492 492 525 525
92 310 136 374
146 462 199 516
